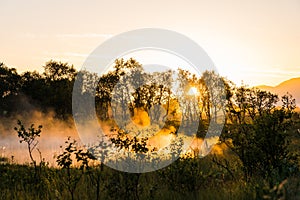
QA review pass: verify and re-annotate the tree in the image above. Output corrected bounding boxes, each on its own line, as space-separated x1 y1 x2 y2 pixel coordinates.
20 71 48 110
56 137 96 200
43 60 77 118
0 63 21 115
201 71 226 123
223 85 297 180
14 120 42 171
43 60 76 81
110 129 150 200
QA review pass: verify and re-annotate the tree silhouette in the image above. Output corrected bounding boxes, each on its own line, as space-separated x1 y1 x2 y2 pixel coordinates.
14 120 42 171
223 85 297 180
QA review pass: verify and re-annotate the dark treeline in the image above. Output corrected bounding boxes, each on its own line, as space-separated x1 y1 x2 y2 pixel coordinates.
1 59 300 199
0 61 76 119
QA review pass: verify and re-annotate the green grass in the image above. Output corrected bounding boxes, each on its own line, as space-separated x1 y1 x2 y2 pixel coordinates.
0 153 299 200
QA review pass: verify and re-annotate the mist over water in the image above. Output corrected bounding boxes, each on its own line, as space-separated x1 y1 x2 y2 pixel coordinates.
0 107 227 167
0 109 79 166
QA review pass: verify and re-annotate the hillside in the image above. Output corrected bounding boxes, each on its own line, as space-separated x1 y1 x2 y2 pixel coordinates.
257 77 300 106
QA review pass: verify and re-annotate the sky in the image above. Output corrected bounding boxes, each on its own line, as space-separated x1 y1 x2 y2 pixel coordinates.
0 0 300 86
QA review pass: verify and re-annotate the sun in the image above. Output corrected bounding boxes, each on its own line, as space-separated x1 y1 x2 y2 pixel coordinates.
188 86 198 95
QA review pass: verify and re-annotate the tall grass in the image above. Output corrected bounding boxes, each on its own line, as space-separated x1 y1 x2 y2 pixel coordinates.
0 152 299 200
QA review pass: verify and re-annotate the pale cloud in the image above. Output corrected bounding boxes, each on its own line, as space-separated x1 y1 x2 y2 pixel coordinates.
241 67 300 76
18 33 50 39
56 33 113 39
18 33 113 39
64 52 90 58
219 65 300 87
42 51 89 58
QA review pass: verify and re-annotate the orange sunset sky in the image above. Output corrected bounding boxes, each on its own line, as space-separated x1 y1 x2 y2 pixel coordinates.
0 0 299 86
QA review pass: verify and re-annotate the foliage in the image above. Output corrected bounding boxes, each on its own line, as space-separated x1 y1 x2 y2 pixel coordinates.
14 120 42 170
223 85 298 180
56 137 96 200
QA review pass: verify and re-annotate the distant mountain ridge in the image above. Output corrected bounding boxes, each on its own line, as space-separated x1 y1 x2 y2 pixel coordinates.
256 77 300 106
